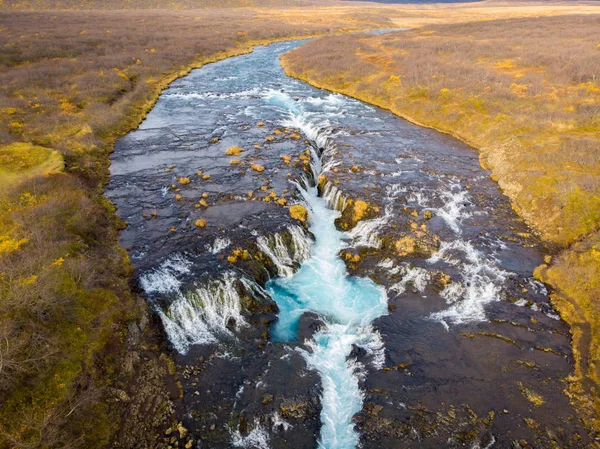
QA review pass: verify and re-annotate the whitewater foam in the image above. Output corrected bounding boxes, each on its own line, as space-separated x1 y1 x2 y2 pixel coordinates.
256 225 311 277
428 239 509 326
389 264 432 295
140 254 192 294
205 237 232 254
231 419 271 449
158 272 262 354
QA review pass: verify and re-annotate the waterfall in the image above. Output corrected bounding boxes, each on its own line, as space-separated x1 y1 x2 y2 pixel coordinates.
256 225 312 277
321 179 348 212
345 204 392 249
158 273 267 354
265 111 388 449
281 112 332 150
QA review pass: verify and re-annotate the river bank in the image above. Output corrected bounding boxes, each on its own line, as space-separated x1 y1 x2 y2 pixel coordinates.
279 14 600 430
0 10 395 448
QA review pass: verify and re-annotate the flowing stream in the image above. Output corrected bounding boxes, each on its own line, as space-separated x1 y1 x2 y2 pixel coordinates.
267 177 388 448
107 39 589 448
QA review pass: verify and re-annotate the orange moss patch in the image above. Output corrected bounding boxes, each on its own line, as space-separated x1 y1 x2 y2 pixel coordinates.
352 200 369 222
289 204 308 223
226 146 244 156
395 237 416 257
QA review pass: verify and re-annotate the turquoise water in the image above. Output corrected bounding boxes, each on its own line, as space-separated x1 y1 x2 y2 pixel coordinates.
266 182 388 448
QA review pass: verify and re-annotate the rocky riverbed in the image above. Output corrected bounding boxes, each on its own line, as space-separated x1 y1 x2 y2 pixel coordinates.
106 40 590 448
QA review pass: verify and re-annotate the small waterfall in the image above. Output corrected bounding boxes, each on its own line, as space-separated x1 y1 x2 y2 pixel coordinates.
345 204 392 249
308 146 322 181
158 273 265 354
428 239 508 327
256 225 312 277
281 113 332 150
321 179 348 212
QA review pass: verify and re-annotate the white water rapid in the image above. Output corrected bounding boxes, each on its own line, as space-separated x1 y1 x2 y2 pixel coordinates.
266 135 388 449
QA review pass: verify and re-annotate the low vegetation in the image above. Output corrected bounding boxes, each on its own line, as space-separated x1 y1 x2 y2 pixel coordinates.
281 14 600 427
0 7 394 449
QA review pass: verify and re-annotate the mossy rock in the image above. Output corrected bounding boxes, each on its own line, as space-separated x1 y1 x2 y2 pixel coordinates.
289 204 308 223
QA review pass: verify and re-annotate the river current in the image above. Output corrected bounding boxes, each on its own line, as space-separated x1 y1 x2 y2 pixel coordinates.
106 40 590 448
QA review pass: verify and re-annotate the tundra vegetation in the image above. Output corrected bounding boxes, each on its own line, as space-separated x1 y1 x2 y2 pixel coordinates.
1 0 599 447
280 14 600 428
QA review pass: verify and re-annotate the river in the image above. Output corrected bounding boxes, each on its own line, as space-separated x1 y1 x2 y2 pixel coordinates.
106 40 589 448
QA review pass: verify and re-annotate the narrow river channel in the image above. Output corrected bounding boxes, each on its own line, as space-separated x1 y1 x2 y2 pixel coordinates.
106 40 590 448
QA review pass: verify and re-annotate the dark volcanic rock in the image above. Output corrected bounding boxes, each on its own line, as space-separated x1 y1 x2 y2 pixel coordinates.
297 311 325 343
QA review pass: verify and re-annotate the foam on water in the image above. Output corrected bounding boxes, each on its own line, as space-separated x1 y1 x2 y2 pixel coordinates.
435 184 474 233
158 272 259 354
428 239 509 326
298 327 369 449
389 264 432 295
231 419 271 449
271 412 293 432
165 87 261 101
140 254 192 294
403 182 473 233
205 237 232 254
295 324 385 449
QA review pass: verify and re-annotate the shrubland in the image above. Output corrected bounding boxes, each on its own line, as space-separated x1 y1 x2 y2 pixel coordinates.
280 13 600 427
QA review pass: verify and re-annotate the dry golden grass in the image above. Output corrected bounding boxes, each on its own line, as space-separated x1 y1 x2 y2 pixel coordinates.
281 13 600 427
